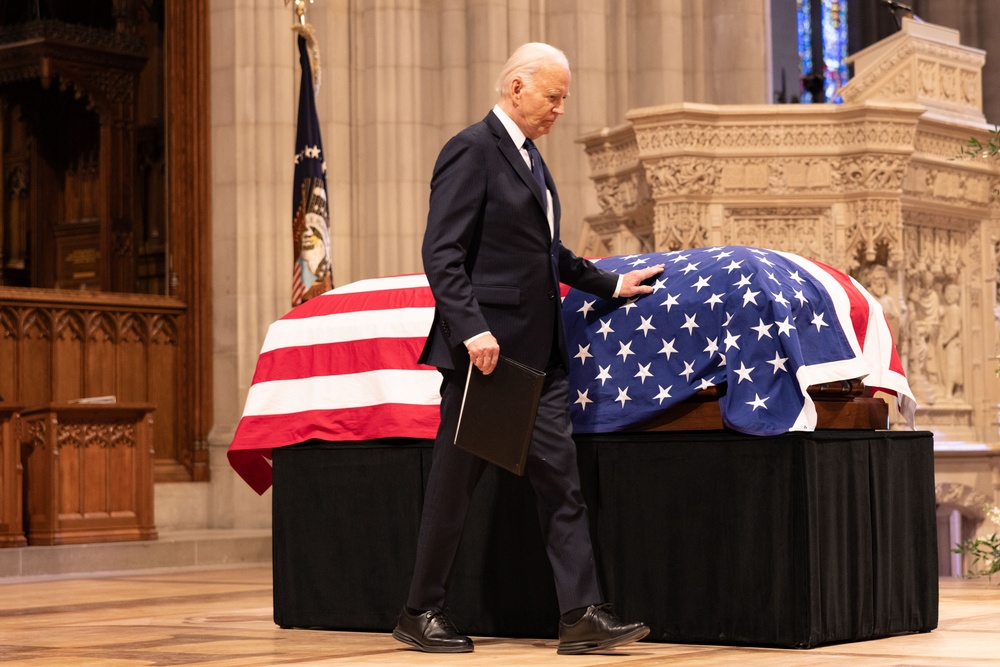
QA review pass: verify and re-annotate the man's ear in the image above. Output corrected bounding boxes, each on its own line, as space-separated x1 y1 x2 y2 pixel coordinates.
510 77 524 102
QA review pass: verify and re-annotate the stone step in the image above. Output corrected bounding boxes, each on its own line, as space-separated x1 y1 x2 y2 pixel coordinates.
0 529 272 581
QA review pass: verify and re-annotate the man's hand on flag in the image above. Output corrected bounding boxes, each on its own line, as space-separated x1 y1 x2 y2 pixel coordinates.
618 264 665 298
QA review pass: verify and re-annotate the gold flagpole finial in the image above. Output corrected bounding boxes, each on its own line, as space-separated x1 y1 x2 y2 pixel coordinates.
284 0 315 25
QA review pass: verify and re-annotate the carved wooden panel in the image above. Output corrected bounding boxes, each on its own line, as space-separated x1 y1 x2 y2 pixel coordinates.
0 290 189 479
19 403 155 545
0 403 25 547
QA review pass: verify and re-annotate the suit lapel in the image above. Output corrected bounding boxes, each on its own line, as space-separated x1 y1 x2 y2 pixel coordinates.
484 113 549 216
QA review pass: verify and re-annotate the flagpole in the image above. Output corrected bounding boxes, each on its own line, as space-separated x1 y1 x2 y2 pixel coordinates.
287 0 332 308
284 0 315 26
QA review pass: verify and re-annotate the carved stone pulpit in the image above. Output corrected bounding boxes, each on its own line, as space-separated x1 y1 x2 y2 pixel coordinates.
840 18 986 124
578 19 1000 448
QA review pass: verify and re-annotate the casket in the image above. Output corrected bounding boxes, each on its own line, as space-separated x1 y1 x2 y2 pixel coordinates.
229 246 915 495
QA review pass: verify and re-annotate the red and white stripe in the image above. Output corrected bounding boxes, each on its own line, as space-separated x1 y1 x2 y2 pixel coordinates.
291 261 306 308
229 273 440 494
777 251 916 428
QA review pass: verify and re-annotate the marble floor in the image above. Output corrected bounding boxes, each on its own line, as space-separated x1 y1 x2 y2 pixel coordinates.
1 566 999 666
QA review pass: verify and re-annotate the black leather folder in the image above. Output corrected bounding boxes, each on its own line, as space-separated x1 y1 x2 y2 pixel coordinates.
454 355 545 476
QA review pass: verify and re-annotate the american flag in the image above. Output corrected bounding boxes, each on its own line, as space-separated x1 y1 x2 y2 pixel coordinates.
228 248 914 494
564 247 914 435
228 274 441 494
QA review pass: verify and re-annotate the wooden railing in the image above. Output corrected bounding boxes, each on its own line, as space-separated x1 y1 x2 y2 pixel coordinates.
0 287 208 481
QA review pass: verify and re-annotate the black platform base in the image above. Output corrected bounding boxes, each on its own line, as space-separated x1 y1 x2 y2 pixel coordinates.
271 430 938 648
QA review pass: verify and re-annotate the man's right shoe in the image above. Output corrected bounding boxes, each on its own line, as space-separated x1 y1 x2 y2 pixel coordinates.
557 603 649 655
392 607 474 653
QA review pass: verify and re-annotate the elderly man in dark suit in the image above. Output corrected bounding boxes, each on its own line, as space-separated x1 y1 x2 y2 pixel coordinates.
393 42 663 656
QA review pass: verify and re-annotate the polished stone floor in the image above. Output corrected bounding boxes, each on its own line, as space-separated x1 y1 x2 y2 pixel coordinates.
1 566 999 666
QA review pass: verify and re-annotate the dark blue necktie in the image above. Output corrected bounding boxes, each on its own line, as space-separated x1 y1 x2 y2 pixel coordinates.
523 138 547 210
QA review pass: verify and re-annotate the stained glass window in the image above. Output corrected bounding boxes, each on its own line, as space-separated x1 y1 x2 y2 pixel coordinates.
797 0 849 103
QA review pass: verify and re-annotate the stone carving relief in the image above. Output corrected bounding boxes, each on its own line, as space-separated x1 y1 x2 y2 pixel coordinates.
594 172 649 218
645 158 720 198
769 159 834 192
907 167 996 206
635 120 915 157
861 264 905 345
905 269 943 403
653 202 708 251
960 69 979 107
776 121 915 151
913 131 971 159
721 161 771 192
918 60 936 97
585 138 639 175
915 59 984 116
903 213 971 281
837 155 908 192
722 207 834 263
840 44 916 102
896 217 974 406
876 66 912 100
846 199 903 271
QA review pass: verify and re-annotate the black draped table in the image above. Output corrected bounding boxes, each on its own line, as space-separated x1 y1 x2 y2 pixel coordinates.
271 430 938 648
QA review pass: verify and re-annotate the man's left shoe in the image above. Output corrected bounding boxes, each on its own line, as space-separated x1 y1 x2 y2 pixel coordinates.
392 607 474 653
557 604 649 655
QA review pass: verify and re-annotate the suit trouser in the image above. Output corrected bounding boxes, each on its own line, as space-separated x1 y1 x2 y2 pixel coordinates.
405 366 603 615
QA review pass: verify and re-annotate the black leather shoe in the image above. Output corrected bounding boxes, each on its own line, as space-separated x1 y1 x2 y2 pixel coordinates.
557 604 649 655
392 607 473 653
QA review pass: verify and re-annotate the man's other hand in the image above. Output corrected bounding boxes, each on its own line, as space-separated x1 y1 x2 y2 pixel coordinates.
467 333 500 375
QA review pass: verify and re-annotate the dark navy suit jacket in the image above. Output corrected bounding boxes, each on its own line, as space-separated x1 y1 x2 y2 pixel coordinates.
419 111 618 373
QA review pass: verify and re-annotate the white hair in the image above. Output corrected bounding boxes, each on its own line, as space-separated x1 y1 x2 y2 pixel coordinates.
495 42 570 98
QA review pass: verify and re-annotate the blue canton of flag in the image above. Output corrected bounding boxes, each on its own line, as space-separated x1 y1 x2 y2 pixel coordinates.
291 31 333 307
563 247 876 436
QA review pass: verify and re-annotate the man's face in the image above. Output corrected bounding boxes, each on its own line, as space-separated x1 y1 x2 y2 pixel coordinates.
511 63 570 140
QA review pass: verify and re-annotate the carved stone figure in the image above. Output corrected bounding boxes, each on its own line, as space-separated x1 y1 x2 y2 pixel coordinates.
906 270 941 401
863 264 905 344
940 283 964 401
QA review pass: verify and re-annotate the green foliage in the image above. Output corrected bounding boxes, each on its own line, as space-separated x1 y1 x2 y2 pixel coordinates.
959 126 1000 161
953 505 1000 583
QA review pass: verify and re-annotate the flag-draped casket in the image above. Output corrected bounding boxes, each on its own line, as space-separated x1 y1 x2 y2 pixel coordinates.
229 247 915 494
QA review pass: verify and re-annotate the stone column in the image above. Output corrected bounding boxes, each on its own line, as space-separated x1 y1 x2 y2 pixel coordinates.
206 0 298 528
349 1 429 279
703 0 770 104
310 0 354 287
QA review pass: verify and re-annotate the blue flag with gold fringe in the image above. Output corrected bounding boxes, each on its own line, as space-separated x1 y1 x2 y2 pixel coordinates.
291 29 332 307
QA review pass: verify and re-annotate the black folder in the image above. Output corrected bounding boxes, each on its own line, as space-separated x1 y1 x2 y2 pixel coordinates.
454 355 545 476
